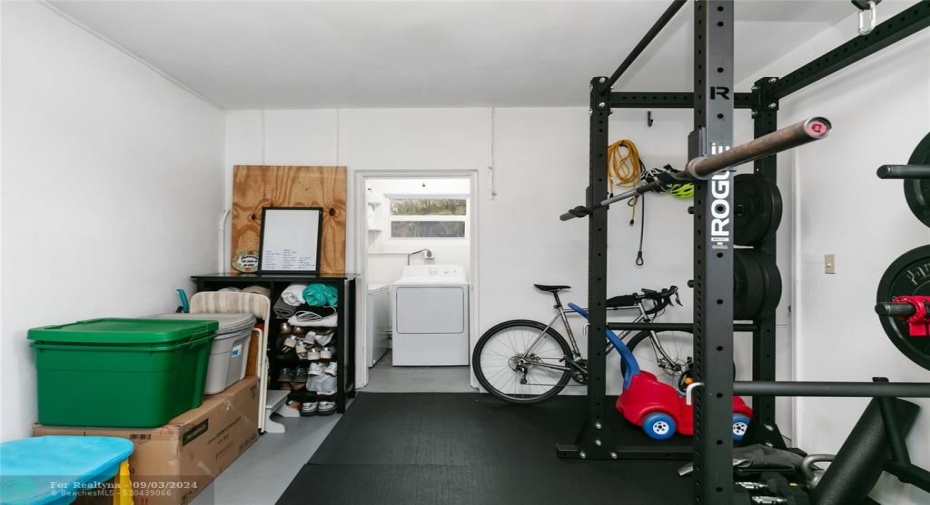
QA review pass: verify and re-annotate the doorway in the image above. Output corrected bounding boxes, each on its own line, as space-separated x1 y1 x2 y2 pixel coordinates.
355 171 478 393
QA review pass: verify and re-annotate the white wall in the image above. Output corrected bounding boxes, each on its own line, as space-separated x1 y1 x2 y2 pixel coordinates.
0 2 225 440
741 12 930 505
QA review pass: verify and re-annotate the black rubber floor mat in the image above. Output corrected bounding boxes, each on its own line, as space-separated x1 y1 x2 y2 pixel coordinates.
278 462 692 505
308 392 690 467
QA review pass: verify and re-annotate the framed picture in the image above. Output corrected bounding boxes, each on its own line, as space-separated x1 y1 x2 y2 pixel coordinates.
258 207 324 274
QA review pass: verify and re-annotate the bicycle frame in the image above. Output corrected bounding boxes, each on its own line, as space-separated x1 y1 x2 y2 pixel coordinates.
517 298 657 375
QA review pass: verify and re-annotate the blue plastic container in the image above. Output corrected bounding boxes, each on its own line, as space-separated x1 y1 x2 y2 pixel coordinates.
0 436 134 505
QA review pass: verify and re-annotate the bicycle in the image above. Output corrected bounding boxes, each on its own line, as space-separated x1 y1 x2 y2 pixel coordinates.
472 284 694 404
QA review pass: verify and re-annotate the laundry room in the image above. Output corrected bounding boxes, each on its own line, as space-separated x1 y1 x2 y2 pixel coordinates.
362 176 474 391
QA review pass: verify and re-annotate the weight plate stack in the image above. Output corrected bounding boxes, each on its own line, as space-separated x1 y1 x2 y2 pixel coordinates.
903 132 930 228
876 244 930 372
734 174 783 246
734 249 782 320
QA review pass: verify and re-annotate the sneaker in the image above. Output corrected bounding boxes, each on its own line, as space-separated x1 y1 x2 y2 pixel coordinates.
314 331 334 346
278 368 295 382
286 399 301 411
309 362 324 376
300 402 318 417
306 347 321 361
320 347 333 360
310 374 337 395
323 362 337 376
281 335 298 350
317 401 336 416
294 367 309 383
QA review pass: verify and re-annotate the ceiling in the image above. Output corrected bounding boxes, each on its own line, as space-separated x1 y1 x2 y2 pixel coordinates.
47 1 872 110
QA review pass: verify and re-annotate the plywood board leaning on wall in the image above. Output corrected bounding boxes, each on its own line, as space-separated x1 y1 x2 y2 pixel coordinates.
232 166 347 274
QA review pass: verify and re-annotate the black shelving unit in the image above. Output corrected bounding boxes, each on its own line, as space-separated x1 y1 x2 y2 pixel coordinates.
191 273 358 414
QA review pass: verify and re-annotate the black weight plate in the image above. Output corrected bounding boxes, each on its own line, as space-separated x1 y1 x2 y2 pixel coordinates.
903 132 930 228
876 244 930 372
734 249 765 321
734 174 783 246
754 251 782 317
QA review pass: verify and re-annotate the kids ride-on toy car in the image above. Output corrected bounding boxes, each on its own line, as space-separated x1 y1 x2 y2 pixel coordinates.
567 303 752 441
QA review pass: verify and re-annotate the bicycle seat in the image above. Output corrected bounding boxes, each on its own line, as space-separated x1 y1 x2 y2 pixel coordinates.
534 284 571 293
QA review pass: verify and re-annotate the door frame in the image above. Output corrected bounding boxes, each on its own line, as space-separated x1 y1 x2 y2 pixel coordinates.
352 169 480 389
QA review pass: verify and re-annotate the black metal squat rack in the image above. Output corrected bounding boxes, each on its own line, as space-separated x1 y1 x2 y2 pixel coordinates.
557 1 930 504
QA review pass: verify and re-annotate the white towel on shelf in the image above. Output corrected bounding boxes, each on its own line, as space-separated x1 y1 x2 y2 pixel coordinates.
281 284 308 306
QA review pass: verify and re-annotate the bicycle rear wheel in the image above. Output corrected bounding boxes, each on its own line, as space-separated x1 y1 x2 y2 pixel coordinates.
623 330 695 392
472 319 572 404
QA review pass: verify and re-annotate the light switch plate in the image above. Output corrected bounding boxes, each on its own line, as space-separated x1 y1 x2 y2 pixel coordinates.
825 254 836 274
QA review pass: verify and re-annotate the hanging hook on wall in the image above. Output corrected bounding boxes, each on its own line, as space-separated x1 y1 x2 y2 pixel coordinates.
852 0 881 35
647 111 654 128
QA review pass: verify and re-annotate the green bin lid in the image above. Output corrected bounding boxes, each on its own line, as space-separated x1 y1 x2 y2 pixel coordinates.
27 318 219 345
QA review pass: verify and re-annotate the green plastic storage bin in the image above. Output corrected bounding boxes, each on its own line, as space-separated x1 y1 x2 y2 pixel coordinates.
28 318 218 428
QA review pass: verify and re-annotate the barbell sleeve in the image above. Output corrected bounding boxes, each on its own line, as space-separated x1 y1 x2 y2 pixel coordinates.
684 117 832 179
876 165 930 179
875 302 917 318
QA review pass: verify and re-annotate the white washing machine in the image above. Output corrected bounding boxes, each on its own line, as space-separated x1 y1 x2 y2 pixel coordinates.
391 264 469 366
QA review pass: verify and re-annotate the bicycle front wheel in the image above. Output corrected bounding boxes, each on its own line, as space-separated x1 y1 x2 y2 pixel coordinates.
472 319 572 404
623 330 695 392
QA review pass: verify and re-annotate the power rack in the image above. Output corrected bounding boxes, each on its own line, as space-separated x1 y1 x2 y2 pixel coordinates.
556 1 930 504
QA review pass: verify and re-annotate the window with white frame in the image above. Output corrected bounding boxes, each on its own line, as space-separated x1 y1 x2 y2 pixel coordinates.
388 197 468 238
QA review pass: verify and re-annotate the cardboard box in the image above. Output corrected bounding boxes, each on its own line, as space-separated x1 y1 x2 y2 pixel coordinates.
34 376 259 505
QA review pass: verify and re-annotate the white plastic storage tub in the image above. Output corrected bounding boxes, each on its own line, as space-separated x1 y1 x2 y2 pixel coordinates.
148 313 255 395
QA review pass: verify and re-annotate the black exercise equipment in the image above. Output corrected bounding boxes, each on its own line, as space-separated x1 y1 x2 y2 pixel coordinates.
810 397 919 505
734 249 783 321
734 174 783 246
875 132 930 227
560 1 930 503
874 244 930 371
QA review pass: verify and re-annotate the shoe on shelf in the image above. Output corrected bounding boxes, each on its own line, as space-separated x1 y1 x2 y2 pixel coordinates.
310 374 337 395
294 367 309 383
317 401 336 416
286 399 301 411
320 347 333 360
280 322 292 335
309 362 324 376
300 402 318 417
323 362 337 377
314 331 334 346
278 368 295 382
306 347 321 361
292 326 307 337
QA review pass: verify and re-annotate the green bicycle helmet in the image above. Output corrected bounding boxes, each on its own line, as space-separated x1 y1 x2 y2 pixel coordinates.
668 183 694 199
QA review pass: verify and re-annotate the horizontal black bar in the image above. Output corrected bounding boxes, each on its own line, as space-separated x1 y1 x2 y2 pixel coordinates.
733 381 930 397
607 0 687 88
607 322 757 332
885 461 930 495
876 165 930 179
875 301 916 317
770 1 930 99
609 92 753 109
556 444 692 461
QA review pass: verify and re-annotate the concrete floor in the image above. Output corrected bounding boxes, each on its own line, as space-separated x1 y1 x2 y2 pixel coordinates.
192 351 474 504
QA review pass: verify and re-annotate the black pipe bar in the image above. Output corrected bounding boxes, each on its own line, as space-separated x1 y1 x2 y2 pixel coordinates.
875 301 916 317
876 165 930 179
769 1 930 99
885 462 930 495
606 0 687 88
684 117 831 179
609 92 754 109
733 381 930 397
607 322 757 333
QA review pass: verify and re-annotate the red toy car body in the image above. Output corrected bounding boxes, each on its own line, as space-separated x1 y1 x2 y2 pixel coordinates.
616 371 753 440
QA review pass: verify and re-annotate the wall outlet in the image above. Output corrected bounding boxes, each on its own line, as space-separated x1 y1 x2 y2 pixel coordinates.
825 254 836 274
